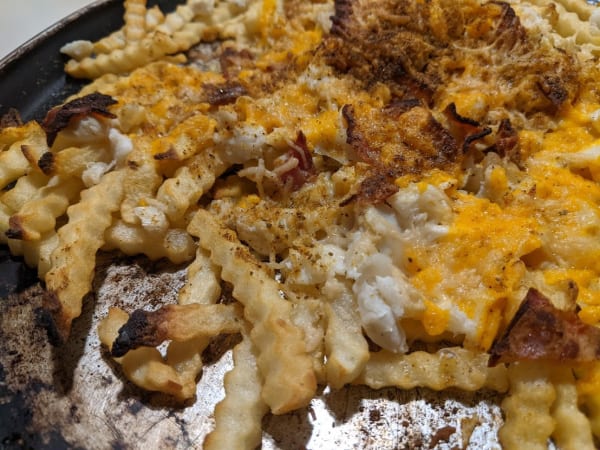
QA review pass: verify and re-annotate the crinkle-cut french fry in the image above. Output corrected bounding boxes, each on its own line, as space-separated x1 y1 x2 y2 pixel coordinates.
156 150 227 223
499 362 556 450
1 171 49 213
322 278 369 388
0 122 47 188
551 366 595 450
553 0 596 19
189 209 317 414
59 40 94 61
111 303 243 356
145 5 166 31
356 347 509 392
118 149 162 225
124 0 148 41
204 330 268 450
65 20 205 79
99 307 207 400
104 221 196 264
178 246 221 305
289 298 326 382
33 232 59 278
7 177 84 241
44 170 125 343
40 146 107 178
93 4 163 55
94 31 127 55
233 201 348 256
64 0 247 79
19 232 59 277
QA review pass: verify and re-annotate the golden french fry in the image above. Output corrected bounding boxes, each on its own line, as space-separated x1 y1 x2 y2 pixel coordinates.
499 362 556 450
177 246 222 305
1 171 49 213
189 208 317 414
356 347 508 392
0 121 47 188
124 0 148 41
43 170 125 343
156 151 227 223
7 177 84 241
38 146 106 178
204 331 268 450
99 307 207 400
551 366 595 450
104 220 196 263
110 302 243 356
322 278 369 388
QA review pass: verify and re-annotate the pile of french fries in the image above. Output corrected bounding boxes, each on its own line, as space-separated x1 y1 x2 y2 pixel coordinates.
2 0 600 448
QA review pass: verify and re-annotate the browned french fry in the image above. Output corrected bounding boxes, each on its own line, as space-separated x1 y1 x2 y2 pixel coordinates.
356 347 508 392
499 362 556 450
6 177 84 241
110 303 243 357
204 330 268 450
188 208 317 414
322 278 369 388
43 170 125 343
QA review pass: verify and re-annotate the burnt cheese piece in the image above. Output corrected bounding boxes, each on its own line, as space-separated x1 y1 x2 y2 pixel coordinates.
488 288 600 366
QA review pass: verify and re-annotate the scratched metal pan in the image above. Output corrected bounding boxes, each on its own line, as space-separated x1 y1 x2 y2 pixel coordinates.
0 1 505 449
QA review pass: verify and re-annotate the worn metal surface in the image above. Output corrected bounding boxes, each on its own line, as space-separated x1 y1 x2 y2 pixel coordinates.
0 251 505 449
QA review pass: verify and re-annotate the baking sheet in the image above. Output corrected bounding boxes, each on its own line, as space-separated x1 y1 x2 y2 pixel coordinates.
0 1 506 448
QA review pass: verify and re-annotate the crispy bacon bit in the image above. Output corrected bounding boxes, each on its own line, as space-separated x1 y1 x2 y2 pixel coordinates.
491 1 527 51
443 103 492 152
384 98 422 117
41 92 117 146
342 104 380 165
219 47 254 79
204 81 248 106
355 170 399 205
279 131 316 191
492 118 520 164
488 288 600 366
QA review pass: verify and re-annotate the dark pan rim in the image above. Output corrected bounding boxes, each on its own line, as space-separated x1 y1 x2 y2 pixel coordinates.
0 0 179 122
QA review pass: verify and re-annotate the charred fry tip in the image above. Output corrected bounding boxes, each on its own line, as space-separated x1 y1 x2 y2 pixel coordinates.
111 309 160 357
37 151 56 175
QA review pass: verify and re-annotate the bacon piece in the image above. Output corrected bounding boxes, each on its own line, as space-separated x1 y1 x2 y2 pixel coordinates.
443 103 492 152
342 104 380 165
219 47 254 79
203 81 247 106
41 92 117 146
488 288 600 366
354 170 398 205
492 118 520 165
279 131 316 191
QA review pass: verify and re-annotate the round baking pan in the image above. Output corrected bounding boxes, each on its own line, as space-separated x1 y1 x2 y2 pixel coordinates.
0 2 505 448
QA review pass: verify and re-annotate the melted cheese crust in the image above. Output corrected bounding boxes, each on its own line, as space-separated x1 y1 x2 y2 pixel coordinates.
48 4 600 421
